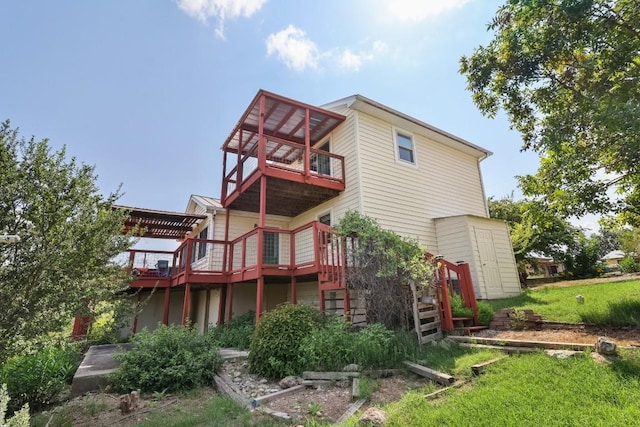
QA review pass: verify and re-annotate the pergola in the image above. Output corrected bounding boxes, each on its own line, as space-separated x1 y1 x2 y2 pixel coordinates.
114 205 206 239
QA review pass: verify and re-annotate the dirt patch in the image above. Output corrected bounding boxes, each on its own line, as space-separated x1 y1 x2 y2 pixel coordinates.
474 327 640 347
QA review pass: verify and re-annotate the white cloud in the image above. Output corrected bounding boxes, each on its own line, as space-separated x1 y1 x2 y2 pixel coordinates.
266 25 319 71
385 0 471 22
175 0 266 38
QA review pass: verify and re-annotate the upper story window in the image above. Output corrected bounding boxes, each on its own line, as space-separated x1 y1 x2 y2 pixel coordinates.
311 140 332 176
318 212 331 226
394 129 417 165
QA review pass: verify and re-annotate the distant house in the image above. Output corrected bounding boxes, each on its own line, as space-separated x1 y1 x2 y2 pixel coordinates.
601 250 628 271
117 90 521 335
524 254 564 278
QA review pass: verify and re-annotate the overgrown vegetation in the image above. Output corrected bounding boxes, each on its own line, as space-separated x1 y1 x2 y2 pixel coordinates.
335 211 436 330
0 384 30 426
450 294 473 318
0 344 80 413
208 310 256 350
487 280 640 325
476 301 495 326
249 303 324 380
111 324 222 393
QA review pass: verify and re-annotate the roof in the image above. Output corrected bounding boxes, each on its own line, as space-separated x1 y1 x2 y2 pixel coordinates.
601 250 627 260
186 194 223 214
222 90 346 157
322 94 492 159
114 205 206 239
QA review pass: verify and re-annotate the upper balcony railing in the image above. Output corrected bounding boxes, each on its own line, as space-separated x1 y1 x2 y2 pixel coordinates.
222 136 345 205
123 221 341 286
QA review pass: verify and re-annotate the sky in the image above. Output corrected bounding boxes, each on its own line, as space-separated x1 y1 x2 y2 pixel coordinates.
0 0 598 232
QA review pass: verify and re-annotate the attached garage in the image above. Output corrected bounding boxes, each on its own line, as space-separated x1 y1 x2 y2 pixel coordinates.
435 215 520 299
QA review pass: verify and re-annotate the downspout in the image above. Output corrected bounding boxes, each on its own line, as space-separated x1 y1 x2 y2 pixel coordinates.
477 152 490 218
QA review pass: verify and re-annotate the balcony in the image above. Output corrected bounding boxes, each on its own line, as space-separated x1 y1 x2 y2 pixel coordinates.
221 90 346 217
121 221 344 288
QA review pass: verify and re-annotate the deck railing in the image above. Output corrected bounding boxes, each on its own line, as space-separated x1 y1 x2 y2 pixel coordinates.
222 136 345 201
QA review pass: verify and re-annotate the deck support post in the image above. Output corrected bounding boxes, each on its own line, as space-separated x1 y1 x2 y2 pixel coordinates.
343 288 350 321
226 283 234 323
256 277 264 322
218 285 227 326
291 276 297 304
181 283 191 326
162 287 170 325
319 288 325 313
132 292 142 334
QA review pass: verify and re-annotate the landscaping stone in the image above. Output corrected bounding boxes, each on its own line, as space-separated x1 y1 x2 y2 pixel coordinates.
343 363 360 372
279 376 302 389
595 337 617 355
358 407 388 426
544 349 582 359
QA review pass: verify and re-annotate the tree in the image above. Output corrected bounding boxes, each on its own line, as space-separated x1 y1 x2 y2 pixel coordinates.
0 121 132 360
460 0 640 223
488 194 577 264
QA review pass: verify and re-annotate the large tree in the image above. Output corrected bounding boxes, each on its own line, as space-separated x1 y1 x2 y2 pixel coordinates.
0 121 132 359
460 0 640 223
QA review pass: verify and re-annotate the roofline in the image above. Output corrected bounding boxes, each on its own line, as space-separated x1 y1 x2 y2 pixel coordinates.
323 94 493 160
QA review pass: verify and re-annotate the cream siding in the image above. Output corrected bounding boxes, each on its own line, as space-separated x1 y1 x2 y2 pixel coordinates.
435 215 520 299
193 289 221 333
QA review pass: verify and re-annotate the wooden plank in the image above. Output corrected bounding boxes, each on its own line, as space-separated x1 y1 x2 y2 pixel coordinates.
420 321 441 332
255 385 305 404
424 380 469 400
363 369 403 378
302 371 360 380
449 336 593 351
335 399 367 424
458 343 539 354
352 377 360 398
213 373 250 408
419 309 440 319
301 380 332 387
471 356 508 376
420 330 442 343
403 361 454 385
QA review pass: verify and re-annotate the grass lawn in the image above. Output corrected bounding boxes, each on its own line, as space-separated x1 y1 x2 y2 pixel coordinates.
486 279 640 325
342 349 640 426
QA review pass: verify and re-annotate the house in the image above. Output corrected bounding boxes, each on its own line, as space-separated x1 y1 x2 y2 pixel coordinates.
524 253 565 278
118 89 521 335
601 250 627 272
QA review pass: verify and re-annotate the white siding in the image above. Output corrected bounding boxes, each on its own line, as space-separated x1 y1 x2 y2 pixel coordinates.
435 215 520 299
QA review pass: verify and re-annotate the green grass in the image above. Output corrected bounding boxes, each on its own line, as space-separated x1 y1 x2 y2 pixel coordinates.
486 279 640 325
414 344 503 379
341 350 640 426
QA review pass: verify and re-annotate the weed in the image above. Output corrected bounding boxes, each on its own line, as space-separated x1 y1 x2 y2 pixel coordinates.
509 308 528 330
307 402 322 416
358 377 381 400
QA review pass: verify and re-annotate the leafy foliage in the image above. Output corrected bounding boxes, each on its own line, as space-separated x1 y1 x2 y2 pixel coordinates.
335 211 436 330
618 256 640 273
449 294 473 318
299 319 399 372
0 384 29 426
563 234 605 279
249 303 324 380
208 310 256 350
476 301 495 326
0 121 133 360
0 345 81 412
111 324 222 393
460 1 640 224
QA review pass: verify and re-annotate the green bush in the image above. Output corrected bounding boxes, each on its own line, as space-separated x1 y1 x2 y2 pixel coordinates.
0 344 81 412
476 301 495 326
111 324 222 393
618 256 640 273
450 294 473 318
300 320 403 371
208 311 255 350
249 303 324 380
0 384 30 426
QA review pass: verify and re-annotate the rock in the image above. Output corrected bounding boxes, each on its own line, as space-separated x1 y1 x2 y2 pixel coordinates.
343 363 360 372
544 349 581 359
358 407 388 426
595 337 617 355
576 294 585 304
279 376 302 389
591 352 617 365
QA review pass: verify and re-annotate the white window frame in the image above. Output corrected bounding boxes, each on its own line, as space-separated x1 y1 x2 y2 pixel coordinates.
393 127 418 167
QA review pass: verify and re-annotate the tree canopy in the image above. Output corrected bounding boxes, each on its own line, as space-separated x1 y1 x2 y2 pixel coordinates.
460 0 640 224
0 121 132 359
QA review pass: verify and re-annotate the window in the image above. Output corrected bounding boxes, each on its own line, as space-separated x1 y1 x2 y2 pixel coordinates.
311 141 332 176
263 232 279 264
197 227 208 260
318 212 331 226
395 130 416 165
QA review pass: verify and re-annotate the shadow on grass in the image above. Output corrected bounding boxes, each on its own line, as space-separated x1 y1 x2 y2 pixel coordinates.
579 300 640 327
611 349 640 380
486 290 550 312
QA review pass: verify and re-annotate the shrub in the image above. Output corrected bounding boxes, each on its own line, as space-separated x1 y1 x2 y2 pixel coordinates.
618 256 640 273
249 303 324 380
450 294 473 318
0 344 81 412
208 311 255 350
352 323 396 369
0 384 29 426
111 324 222 393
476 301 495 326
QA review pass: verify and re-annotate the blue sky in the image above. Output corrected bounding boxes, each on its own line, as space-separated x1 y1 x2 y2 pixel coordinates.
3 0 593 229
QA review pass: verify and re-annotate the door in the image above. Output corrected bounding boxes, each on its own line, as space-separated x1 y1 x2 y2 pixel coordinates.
474 228 503 298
